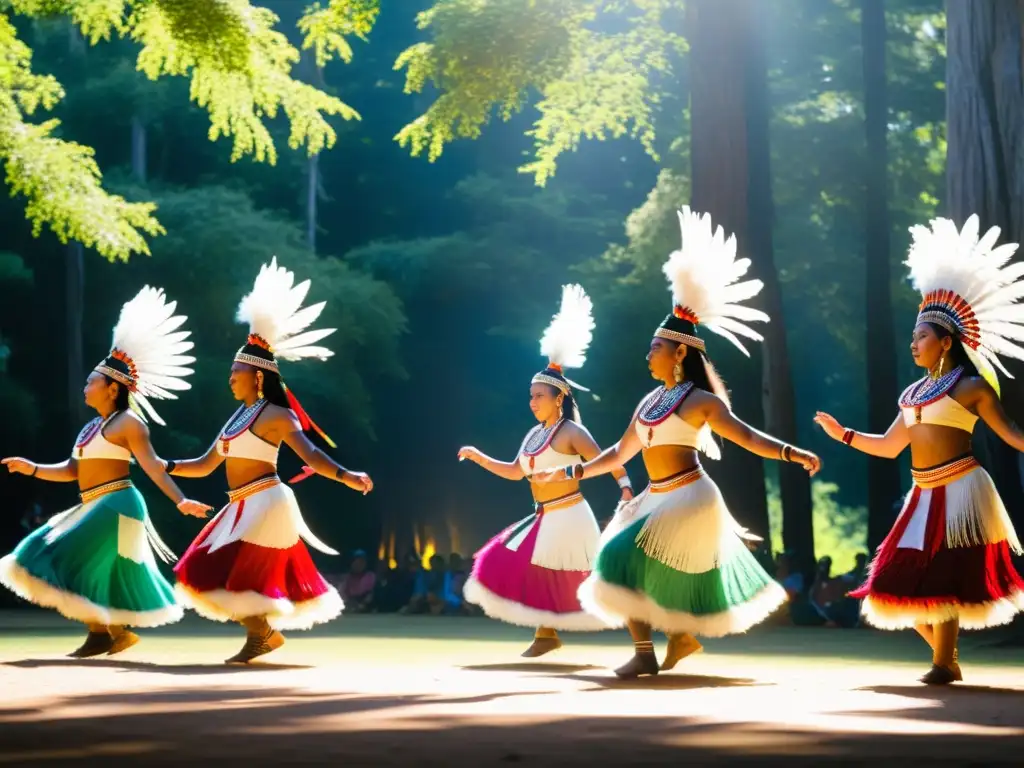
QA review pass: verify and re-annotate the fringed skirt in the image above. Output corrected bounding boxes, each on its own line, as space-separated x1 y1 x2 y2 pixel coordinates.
850 455 1024 630
579 467 786 637
465 491 608 631
173 475 342 631
0 480 182 627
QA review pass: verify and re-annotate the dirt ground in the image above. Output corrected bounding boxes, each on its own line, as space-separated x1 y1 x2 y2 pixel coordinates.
1 612 1023 766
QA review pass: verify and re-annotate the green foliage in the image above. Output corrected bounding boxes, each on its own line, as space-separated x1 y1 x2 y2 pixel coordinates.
86 181 406 439
767 477 868 574
395 0 683 184
1 0 378 260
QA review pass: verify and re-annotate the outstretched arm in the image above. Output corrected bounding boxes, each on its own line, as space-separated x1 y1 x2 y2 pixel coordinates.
121 418 212 518
702 393 821 475
457 446 526 481
163 439 225 479
970 382 1024 453
814 411 909 459
280 413 374 494
1 456 78 482
570 424 633 497
546 415 643 482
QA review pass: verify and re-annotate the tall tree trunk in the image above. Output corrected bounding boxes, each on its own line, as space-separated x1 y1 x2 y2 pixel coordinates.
131 115 147 182
745 0 815 573
307 152 319 251
945 0 1024 523
66 22 87 427
66 242 85 425
688 0 814 573
862 0 903 551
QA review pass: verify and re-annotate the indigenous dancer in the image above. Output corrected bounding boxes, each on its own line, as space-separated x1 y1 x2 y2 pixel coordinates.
536 208 820 678
815 214 1024 685
0 287 211 657
457 284 633 657
167 257 373 664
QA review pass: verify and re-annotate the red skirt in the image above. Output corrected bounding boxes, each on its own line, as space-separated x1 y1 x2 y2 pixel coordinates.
173 476 342 630
851 457 1024 630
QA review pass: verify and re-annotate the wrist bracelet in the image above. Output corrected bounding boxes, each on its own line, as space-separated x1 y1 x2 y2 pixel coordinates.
165 460 177 474
842 429 854 446
617 475 632 489
781 444 793 462
30 465 38 477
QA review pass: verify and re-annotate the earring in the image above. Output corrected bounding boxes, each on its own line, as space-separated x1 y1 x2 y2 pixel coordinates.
673 360 683 384
257 375 264 400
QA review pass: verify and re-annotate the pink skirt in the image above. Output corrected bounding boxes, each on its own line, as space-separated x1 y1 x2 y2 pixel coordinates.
464 492 608 631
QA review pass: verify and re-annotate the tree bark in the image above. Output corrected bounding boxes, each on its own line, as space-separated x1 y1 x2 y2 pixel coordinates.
131 116 147 183
945 0 1024 522
862 0 903 550
66 242 85 425
688 0 813 572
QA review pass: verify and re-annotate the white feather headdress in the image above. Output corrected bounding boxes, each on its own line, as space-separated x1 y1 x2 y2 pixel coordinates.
907 214 1024 395
655 207 770 356
94 286 195 426
532 283 595 395
234 256 336 373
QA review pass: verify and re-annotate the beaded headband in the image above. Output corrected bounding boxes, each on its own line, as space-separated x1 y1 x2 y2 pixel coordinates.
916 290 981 350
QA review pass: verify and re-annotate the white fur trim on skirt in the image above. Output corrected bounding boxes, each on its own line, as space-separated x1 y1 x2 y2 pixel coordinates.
174 583 343 631
463 577 610 631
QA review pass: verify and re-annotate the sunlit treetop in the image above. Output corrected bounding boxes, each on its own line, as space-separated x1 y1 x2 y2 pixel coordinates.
0 0 378 261
394 0 684 185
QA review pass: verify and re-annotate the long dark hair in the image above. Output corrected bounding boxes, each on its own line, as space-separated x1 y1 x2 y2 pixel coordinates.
257 368 290 408
681 346 732 409
926 323 980 378
102 375 131 412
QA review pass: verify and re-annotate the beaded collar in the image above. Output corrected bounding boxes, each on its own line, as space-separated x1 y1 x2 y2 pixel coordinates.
899 366 964 409
521 419 565 459
638 382 694 426
220 399 268 443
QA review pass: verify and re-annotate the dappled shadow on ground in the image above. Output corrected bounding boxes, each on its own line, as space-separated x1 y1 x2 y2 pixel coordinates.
460 662 601 674
2 678 1023 765
5 657 312 675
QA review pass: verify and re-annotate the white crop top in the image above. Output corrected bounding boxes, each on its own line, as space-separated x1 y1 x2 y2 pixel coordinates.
899 367 978 433
73 412 133 461
518 421 582 477
634 383 721 459
216 401 280 465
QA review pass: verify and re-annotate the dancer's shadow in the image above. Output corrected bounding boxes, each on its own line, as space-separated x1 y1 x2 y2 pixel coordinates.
4 658 312 675
567 672 769 691
460 662 602 674
859 683 1024 697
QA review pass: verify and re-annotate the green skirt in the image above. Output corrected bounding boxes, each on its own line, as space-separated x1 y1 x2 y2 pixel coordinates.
578 470 785 637
0 482 183 627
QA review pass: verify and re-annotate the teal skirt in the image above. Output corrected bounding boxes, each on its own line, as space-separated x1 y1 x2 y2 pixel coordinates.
0 482 183 627
578 470 786 637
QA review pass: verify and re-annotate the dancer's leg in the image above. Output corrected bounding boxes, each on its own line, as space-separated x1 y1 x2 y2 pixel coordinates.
614 620 659 679
521 626 562 658
225 615 285 664
661 632 703 671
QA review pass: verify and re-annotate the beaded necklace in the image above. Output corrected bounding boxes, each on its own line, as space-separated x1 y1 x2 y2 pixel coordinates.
638 382 694 448
219 399 267 455
73 417 103 459
899 365 964 424
521 419 565 471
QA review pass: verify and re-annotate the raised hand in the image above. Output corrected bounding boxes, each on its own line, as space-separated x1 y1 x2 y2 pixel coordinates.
791 448 822 477
2 457 36 476
457 446 483 465
177 498 213 518
813 412 845 442
343 471 374 495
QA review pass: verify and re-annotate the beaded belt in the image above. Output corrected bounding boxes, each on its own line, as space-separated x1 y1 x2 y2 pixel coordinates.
535 491 584 514
649 466 705 494
226 474 281 503
79 478 133 504
911 455 979 489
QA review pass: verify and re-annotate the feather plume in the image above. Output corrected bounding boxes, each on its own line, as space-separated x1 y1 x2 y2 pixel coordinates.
662 207 770 355
105 286 195 426
539 283 594 370
907 214 1024 392
236 257 336 361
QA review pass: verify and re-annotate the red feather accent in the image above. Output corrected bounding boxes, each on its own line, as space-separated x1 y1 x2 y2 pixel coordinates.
283 384 337 449
288 465 316 484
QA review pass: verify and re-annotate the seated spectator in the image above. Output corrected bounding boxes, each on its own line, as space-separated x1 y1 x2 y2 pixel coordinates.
403 554 462 615
340 549 376 613
377 552 420 613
